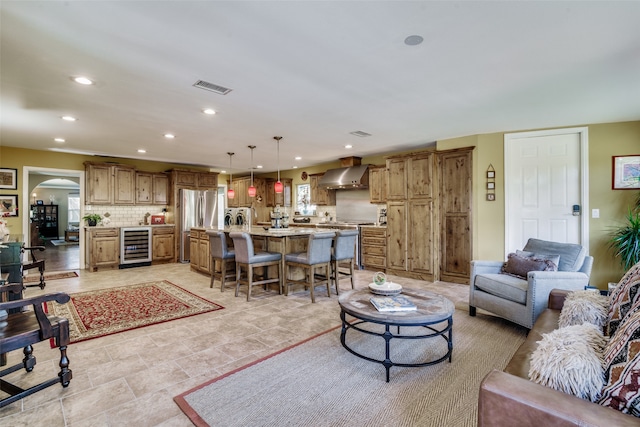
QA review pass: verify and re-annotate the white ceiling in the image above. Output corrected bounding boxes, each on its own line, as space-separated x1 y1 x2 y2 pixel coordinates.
2 1 640 174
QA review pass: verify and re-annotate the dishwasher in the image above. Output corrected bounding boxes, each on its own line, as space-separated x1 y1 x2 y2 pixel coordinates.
120 226 152 268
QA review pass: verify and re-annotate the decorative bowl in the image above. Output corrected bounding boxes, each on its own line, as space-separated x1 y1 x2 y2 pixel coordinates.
369 281 403 296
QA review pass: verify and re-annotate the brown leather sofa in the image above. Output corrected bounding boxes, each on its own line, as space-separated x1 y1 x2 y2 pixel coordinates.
478 289 640 426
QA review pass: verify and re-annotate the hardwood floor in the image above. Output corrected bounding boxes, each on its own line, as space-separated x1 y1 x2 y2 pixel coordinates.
38 240 80 272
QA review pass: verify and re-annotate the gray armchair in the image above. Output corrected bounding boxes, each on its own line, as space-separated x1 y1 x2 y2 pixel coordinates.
469 238 593 329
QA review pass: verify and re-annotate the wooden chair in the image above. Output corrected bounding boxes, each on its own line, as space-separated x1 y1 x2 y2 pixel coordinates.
0 283 72 408
331 230 358 295
206 230 236 292
229 232 282 301
285 232 335 303
22 245 46 289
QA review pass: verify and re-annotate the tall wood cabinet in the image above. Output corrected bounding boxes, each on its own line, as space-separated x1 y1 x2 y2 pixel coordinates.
385 147 472 284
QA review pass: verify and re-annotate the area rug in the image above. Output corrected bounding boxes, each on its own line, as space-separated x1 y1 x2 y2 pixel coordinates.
24 270 78 283
51 239 79 246
46 280 224 344
175 309 526 427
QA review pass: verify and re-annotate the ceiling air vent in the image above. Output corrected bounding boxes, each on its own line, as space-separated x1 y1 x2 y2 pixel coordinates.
193 80 232 95
350 130 372 137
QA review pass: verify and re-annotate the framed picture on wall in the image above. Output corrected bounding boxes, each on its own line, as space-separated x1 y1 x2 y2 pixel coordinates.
0 168 17 190
0 194 19 217
613 155 640 189
486 182 495 190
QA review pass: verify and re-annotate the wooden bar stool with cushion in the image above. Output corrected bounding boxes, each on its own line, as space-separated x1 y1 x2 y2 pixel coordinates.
229 232 282 301
206 230 236 292
285 231 335 303
331 230 358 295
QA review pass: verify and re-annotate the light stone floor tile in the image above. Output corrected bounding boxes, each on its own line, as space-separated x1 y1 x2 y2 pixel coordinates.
0 263 470 426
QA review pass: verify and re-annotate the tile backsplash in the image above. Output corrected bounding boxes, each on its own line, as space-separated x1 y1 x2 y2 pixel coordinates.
85 205 167 227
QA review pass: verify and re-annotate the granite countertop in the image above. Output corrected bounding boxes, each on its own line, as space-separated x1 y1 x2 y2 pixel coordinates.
360 224 387 229
194 226 321 237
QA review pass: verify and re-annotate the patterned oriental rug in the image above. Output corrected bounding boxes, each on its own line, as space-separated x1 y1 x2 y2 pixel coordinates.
46 280 224 344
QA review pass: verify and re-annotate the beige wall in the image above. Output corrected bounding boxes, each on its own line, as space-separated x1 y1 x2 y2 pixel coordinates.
437 121 640 288
3 122 638 287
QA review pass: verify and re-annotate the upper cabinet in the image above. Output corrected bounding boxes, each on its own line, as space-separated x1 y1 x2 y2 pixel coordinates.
265 178 292 207
309 173 336 206
85 162 135 205
85 163 113 204
136 172 169 205
86 162 174 206
369 165 387 204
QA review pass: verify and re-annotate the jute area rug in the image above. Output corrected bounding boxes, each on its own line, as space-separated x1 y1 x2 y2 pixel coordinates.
24 270 78 283
175 309 526 427
45 280 224 344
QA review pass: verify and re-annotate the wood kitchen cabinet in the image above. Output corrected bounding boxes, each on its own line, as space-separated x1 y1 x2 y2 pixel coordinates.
385 148 472 284
137 172 169 205
86 227 119 272
368 165 387 204
361 226 387 271
113 165 136 204
189 229 211 274
152 173 169 205
310 173 336 206
265 178 292 207
85 162 113 204
152 226 174 263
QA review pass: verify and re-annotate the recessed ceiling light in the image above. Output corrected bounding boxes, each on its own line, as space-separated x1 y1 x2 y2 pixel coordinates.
54 138 65 143
138 149 146 153
345 145 353 149
62 116 77 121
202 108 216 115
404 35 424 46
221 170 227 174
164 133 175 139
256 165 263 169
295 156 302 160
73 76 94 85
293 166 298 169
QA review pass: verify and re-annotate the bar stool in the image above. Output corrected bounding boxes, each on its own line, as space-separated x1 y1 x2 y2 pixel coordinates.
285 232 335 303
206 230 236 292
229 232 282 301
331 230 358 294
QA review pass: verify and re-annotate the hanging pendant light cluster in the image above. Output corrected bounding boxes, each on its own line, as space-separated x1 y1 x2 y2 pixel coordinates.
248 145 257 198
274 136 283 194
227 152 235 199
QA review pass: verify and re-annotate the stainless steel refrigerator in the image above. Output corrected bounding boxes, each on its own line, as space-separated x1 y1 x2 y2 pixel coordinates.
179 189 218 262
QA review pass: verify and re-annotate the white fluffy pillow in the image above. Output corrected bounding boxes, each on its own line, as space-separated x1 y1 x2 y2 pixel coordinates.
529 323 606 402
559 290 609 329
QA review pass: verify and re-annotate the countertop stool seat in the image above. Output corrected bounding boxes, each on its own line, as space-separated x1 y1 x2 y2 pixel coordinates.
331 230 358 295
229 232 282 301
206 230 236 292
285 231 336 303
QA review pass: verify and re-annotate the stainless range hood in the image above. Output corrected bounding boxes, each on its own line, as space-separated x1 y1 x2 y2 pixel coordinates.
318 164 369 190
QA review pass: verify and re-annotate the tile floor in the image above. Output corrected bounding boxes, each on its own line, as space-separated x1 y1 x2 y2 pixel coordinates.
1 263 470 426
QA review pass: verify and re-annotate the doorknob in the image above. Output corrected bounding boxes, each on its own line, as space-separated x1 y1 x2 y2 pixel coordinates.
572 205 580 216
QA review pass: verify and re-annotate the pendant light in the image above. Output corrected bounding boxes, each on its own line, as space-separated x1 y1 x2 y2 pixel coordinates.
227 152 235 199
248 145 257 198
274 136 283 194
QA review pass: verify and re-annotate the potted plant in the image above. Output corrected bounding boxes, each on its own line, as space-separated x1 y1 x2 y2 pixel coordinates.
82 213 102 227
609 194 640 271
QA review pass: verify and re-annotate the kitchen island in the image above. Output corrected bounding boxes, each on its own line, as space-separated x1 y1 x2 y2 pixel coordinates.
189 226 326 283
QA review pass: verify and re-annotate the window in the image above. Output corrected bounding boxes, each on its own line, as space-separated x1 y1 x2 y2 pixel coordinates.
296 184 315 215
68 194 80 227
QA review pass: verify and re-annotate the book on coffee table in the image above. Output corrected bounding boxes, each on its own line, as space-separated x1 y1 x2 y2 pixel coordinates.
370 295 417 312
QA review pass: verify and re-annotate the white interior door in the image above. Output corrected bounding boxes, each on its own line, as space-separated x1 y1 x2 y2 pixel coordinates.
504 127 589 255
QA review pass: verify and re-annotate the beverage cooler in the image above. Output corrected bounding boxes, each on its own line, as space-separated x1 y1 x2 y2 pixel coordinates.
120 227 152 267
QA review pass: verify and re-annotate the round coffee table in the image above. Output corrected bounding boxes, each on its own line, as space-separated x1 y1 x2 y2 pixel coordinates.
338 287 454 382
